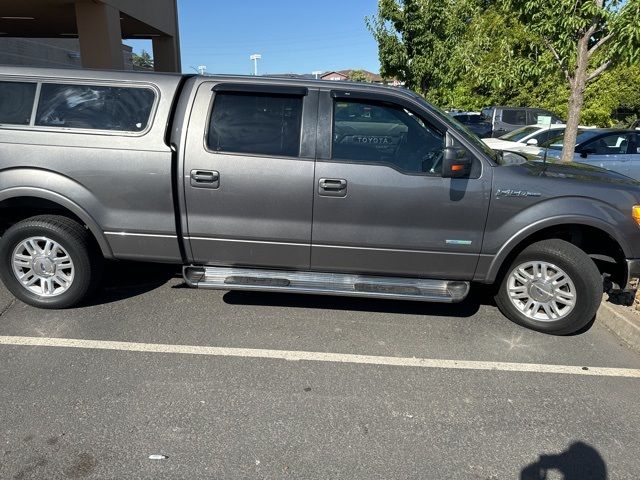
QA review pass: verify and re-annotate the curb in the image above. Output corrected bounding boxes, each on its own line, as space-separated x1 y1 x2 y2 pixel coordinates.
597 298 640 353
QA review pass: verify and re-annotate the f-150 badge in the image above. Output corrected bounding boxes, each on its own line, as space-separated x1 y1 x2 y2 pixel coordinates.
496 189 542 198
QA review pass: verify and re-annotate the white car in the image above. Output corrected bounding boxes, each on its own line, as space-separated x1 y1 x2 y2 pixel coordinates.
483 124 572 155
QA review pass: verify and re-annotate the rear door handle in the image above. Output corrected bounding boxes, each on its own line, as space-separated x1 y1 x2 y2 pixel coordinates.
190 169 219 189
318 178 347 197
319 178 347 190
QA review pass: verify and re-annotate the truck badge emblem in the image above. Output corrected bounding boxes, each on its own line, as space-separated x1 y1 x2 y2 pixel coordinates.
496 189 542 198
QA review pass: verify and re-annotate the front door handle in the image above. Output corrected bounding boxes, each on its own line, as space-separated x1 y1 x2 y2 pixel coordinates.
318 178 347 197
190 169 220 189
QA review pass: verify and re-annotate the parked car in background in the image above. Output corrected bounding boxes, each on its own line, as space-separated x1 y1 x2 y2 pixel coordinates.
631 119 640 130
450 112 492 138
483 124 569 155
543 129 640 180
481 106 564 137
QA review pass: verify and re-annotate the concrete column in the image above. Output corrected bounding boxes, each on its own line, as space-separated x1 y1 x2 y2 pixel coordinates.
75 0 124 70
152 36 181 72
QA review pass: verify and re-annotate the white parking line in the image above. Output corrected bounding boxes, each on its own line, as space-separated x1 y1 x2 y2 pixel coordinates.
1 335 639 378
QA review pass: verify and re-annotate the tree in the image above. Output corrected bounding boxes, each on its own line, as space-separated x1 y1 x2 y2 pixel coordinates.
348 69 371 82
132 49 154 70
368 1 640 129
367 1 546 107
503 0 640 162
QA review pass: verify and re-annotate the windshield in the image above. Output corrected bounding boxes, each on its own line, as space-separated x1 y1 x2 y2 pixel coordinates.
500 126 540 142
454 114 487 124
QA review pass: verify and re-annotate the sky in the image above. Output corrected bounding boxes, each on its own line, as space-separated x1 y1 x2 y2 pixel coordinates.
125 0 382 75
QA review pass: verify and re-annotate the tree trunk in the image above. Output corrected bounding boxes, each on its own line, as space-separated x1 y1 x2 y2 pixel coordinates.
561 36 589 163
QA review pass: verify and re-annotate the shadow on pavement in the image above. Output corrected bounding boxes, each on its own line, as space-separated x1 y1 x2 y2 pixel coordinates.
83 261 181 307
521 442 607 480
222 284 497 318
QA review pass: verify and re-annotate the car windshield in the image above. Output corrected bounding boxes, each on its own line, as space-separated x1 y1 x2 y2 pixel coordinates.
454 114 486 124
542 129 597 150
500 126 540 142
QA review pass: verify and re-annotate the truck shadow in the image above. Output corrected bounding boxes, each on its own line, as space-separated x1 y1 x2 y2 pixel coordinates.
222 284 497 318
84 261 181 306
520 441 607 480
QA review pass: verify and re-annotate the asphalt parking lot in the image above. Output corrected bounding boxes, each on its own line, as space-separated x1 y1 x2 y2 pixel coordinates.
0 262 639 479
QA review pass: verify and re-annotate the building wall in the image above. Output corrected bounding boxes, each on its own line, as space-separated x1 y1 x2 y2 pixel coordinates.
0 38 133 70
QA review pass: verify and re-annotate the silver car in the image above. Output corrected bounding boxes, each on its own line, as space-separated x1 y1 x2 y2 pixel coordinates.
544 129 640 179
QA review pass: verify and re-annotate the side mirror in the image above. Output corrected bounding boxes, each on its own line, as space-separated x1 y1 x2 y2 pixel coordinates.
580 148 596 158
526 138 538 146
442 147 472 178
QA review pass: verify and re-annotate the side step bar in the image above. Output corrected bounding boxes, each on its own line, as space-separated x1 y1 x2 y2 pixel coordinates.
183 266 470 303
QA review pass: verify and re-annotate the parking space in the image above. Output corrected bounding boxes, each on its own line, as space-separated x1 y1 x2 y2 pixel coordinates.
1 262 639 478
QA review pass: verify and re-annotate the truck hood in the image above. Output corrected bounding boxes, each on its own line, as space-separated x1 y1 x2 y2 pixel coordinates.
498 151 640 188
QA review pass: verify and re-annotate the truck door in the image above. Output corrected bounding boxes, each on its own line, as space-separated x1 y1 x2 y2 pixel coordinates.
310 91 492 280
183 82 317 269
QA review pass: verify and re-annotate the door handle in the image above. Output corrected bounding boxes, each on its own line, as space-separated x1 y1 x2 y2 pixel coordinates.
318 178 347 197
190 169 220 188
319 178 347 190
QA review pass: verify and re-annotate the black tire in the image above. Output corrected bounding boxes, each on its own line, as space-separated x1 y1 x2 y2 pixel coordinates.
494 239 602 335
0 215 103 309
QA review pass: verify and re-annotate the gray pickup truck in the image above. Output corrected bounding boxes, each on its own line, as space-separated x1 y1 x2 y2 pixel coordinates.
1 66 639 335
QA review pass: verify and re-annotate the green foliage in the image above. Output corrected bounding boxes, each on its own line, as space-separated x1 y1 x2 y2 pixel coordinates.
348 69 371 82
368 0 640 125
132 50 154 70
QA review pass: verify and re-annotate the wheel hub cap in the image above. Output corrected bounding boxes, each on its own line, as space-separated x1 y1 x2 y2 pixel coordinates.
33 256 56 277
11 236 75 297
507 261 576 322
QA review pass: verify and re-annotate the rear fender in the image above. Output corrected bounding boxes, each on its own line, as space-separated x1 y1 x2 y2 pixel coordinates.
0 168 113 258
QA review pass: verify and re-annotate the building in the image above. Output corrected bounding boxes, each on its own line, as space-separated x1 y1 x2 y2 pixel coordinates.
0 38 134 70
0 0 180 72
320 70 384 83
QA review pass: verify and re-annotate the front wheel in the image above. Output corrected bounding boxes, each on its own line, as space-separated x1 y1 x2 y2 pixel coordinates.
494 239 602 335
0 215 102 309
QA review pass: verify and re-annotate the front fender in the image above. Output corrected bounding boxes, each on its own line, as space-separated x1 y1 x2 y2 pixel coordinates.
0 168 113 258
479 196 636 283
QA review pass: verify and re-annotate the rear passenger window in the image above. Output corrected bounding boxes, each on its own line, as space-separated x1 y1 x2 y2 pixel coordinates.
501 109 527 125
0 81 37 125
207 92 303 157
35 84 155 132
332 99 444 175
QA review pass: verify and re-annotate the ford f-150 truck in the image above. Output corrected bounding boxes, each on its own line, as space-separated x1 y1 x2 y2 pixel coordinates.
1 66 639 335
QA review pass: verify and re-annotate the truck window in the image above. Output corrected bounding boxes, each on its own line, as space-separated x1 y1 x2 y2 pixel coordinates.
207 92 303 157
35 83 155 132
501 109 527 125
332 99 444 175
0 81 37 126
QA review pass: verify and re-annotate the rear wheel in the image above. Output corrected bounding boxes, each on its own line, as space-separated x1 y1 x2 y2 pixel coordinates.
0 215 102 309
495 239 602 335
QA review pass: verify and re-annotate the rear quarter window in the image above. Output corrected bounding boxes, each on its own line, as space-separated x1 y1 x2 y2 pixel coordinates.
35 83 156 133
0 81 37 126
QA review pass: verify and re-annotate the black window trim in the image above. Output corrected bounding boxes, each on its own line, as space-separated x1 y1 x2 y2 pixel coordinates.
212 83 308 97
203 88 307 159
328 93 447 177
0 77 160 137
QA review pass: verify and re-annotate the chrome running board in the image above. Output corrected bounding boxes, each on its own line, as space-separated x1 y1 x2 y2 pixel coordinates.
183 266 470 303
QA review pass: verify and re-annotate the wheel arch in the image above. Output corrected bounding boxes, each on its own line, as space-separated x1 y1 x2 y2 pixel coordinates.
484 216 628 287
0 189 113 259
